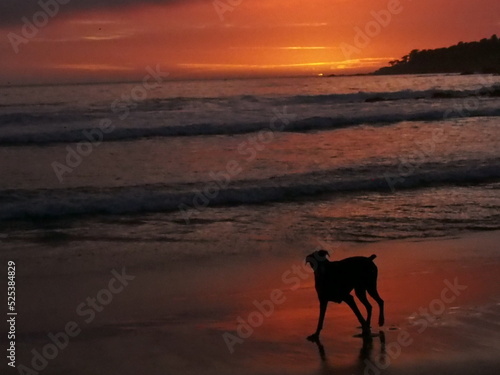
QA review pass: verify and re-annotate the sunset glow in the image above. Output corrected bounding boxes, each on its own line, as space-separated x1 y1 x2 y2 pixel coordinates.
1 0 498 84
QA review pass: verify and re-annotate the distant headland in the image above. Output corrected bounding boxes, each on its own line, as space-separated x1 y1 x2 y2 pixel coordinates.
373 35 500 75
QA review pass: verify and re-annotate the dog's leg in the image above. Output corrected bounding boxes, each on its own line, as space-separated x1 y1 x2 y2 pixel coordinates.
308 300 328 341
344 294 370 335
355 288 372 327
367 287 384 326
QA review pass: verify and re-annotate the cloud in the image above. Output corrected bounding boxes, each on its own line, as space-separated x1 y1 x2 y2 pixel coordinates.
50 63 134 71
33 32 134 43
177 57 397 71
229 46 336 50
222 22 330 30
0 0 188 28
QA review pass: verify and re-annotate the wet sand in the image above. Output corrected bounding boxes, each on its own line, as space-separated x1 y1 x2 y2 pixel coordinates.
6 231 500 375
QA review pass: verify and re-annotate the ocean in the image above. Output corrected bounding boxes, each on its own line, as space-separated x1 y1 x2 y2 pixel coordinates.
1 74 499 258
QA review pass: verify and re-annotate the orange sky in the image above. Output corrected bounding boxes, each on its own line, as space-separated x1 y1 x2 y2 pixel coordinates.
0 0 498 84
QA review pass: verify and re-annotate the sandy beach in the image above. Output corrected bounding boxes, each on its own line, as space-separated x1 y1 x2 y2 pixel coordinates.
1 1 500 374
5 230 499 375
1 74 499 375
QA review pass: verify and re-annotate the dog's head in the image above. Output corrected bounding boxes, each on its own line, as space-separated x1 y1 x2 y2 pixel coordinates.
305 249 330 271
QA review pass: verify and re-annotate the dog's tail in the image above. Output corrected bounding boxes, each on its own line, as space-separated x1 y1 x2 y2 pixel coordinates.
369 254 377 261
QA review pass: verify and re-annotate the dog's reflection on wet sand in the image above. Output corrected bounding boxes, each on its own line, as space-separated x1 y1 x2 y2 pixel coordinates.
310 331 386 374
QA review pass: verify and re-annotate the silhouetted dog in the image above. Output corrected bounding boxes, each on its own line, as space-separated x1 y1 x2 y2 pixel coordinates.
305 250 384 341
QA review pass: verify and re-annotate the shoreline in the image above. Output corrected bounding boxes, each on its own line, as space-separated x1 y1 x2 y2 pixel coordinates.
4 230 500 374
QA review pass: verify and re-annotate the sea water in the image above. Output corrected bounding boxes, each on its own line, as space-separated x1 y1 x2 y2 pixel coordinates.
0 74 499 256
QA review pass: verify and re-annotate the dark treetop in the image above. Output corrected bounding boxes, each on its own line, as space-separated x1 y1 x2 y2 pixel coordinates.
374 35 500 75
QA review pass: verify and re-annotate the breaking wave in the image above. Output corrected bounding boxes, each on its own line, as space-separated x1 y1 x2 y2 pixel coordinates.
1 160 499 221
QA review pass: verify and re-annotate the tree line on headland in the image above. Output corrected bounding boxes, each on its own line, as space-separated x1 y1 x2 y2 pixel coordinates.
374 35 500 75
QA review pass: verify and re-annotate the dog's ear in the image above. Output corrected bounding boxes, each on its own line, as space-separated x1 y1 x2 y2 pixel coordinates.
305 254 314 266
317 249 329 259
